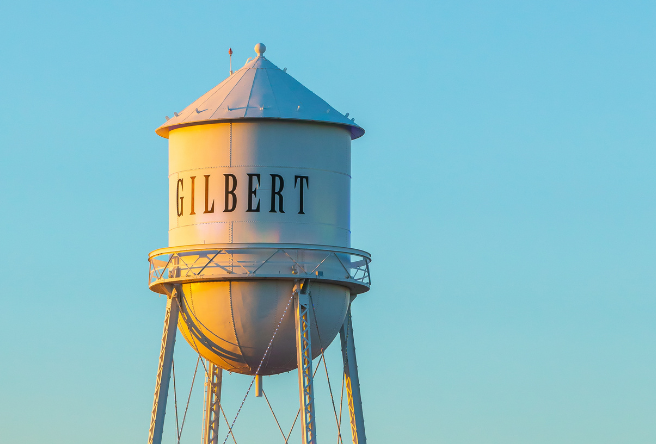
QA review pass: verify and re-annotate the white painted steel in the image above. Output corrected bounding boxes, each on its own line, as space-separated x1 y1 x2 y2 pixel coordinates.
147 290 180 444
340 305 367 444
146 43 372 442
158 89 368 375
167 121 352 248
147 244 371 296
202 363 222 444
295 279 317 444
176 279 349 375
155 54 364 140
254 43 266 56
150 243 370 258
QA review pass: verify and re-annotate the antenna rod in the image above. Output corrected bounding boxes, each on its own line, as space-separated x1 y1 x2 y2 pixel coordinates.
229 48 233 75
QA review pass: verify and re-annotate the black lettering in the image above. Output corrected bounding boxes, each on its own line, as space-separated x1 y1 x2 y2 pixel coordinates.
204 175 215 213
294 175 309 214
247 173 261 212
189 176 196 215
269 174 285 213
224 174 237 212
176 178 184 216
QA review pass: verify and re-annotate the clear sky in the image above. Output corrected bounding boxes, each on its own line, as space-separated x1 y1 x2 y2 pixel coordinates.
1 1 655 443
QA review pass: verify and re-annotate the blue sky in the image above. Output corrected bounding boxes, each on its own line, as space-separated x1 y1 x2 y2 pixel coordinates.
1 1 655 443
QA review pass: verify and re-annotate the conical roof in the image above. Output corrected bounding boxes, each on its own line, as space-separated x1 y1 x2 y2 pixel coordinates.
155 44 364 139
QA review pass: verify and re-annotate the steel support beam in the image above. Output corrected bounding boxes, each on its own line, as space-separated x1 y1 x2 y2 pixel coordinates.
147 287 180 444
202 362 223 444
294 279 317 444
340 304 366 444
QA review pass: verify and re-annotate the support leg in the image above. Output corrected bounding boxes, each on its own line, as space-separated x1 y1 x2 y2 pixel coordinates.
294 279 317 444
147 288 180 444
202 363 223 444
340 304 366 444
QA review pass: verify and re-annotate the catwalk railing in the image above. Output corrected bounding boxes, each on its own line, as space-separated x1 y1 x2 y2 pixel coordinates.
148 243 371 295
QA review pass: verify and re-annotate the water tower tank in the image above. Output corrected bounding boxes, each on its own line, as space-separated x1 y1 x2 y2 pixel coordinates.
147 43 371 376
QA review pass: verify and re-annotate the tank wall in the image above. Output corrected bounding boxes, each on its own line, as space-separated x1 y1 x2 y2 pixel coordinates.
177 280 350 375
168 121 351 247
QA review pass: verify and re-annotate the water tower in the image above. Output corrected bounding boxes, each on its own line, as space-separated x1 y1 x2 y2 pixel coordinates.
146 43 371 444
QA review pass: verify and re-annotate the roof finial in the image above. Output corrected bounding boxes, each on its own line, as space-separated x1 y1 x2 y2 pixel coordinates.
229 48 233 75
254 43 266 57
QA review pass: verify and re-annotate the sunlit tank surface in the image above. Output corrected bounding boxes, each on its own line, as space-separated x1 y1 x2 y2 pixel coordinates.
152 45 367 375
178 281 349 375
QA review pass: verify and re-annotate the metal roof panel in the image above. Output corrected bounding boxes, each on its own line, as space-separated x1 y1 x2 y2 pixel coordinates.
155 45 364 139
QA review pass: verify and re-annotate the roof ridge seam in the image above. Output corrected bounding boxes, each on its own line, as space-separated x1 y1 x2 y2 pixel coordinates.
180 68 248 124
156 55 365 139
208 68 253 120
243 68 259 118
262 67 280 118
